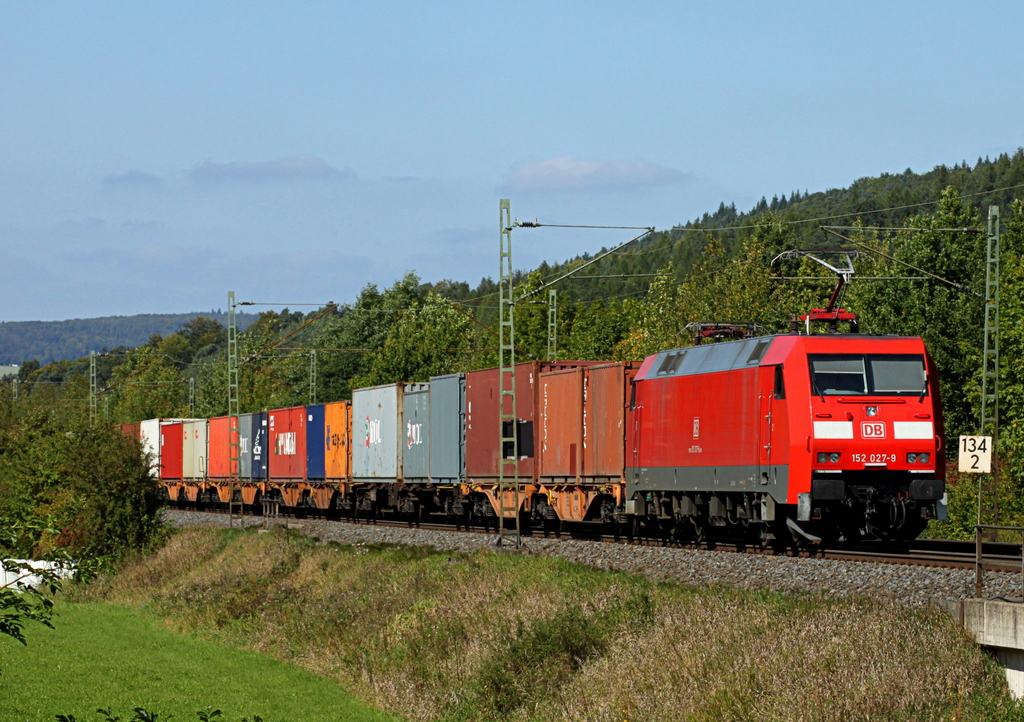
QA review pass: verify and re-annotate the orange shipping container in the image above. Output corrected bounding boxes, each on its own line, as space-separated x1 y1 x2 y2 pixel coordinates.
324 400 352 480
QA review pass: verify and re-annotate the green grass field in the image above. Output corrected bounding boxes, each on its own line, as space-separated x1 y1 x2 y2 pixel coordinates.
0 602 398 722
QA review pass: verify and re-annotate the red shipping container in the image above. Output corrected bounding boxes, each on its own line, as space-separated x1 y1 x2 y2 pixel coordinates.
466 361 603 481
207 416 232 479
268 406 307 480
160 422 184 480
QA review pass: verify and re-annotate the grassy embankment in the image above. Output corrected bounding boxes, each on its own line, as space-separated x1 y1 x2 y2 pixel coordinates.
0 601 397 722
66 527 1022 722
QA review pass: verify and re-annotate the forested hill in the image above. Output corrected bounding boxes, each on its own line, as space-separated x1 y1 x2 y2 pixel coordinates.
495 150 1024 308
6 152 1023 364
0 312 257 365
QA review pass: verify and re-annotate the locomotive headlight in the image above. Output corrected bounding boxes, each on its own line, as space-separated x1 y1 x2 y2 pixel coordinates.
918 452 930 464
829 452 841 463
817 452 828 463
907 453 918 463
866 406 879 417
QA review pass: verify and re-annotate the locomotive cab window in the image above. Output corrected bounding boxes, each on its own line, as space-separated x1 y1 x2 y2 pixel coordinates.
809 355 866 395
869 355 927 394
809 354 926 396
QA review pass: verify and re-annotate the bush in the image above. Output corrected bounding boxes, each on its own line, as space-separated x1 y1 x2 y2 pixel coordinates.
0 410 164 560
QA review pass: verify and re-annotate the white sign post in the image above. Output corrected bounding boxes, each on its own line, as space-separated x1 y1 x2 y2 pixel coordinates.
959 435 993 474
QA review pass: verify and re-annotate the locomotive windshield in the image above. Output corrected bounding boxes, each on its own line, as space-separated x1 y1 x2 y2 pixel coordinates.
809 354 926 396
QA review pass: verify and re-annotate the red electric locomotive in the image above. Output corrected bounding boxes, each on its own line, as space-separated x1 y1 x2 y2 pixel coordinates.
627 333 945 543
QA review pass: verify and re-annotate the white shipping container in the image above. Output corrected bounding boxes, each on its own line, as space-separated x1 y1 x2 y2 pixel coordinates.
140 419 162 477
182 419 208 480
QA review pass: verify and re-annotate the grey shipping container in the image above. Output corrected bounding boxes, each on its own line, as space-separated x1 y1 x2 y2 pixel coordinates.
239 412 268 480
402 383 430 482
352 383 404 480
182 419 208 480
429 373 465 483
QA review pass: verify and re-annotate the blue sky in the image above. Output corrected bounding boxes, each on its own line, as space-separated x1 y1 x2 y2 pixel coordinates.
1 1 1022 321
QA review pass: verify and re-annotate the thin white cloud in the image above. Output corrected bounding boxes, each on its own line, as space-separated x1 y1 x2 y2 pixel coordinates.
190 155 355 182
503 155 688 193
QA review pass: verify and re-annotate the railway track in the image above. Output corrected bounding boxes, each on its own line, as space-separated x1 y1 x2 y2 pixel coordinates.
820 539 1024 572
165 504 1024 575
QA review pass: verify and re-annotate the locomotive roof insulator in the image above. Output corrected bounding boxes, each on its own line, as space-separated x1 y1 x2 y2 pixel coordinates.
685 321 765 345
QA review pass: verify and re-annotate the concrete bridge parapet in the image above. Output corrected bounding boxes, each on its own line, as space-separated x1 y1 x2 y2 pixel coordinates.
934 597 1024 698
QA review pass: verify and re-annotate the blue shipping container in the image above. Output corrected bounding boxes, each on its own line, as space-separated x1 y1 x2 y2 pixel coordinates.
240 412 268 480
306 404 326 480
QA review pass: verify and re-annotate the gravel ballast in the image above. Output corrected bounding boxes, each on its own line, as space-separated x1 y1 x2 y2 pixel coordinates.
162 509 1019 606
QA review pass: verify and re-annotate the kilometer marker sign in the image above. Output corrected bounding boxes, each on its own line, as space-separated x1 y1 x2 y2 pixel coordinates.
959 435 992 474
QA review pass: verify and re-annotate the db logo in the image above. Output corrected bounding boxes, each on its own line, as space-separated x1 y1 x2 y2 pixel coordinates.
861 422 886 439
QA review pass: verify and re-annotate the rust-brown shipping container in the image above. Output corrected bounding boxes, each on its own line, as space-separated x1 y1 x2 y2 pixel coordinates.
465 361 603 481
323 400 352 480
538 362 640 482
120 422 141 440
584 362 640 479
537 367 583 478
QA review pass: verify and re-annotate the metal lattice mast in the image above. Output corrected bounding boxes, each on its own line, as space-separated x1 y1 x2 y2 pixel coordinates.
309 349 317 404
978 206 1001 530
12 379 18 401
89 351 98 425
188 377 195 417
498 200 521 546
227 291 243 525
547 289 558 362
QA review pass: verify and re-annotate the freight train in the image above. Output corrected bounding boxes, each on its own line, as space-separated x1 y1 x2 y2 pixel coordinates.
126 332 947 544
